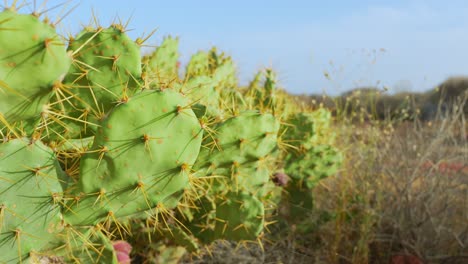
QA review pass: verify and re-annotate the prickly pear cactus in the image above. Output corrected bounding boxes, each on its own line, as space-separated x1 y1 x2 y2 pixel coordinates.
63 89 203 225
0 5 344 259
54 227 119 263
0 138 65 263
56 25 142 138
0 10 71 126
185 51 210 79
66 25 142 106
194 110 280 170
185 48 237 91
159 224 199 253
283 108 335 150
245 68 279 113
285 144 343 189
179 110 281 243
182 190 266 243
193 110 282 207
176 76 222 118
213 191 265 241
142 36 180 86
279 106 342 228
210 48 237 91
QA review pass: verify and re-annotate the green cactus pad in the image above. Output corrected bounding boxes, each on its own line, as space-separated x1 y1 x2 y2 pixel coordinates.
182 195 217 244
284 181 314 221
283 109 335 150
203 160 271 195
185 51 210 78
180 76 217 104
214 191 264 241
194 110 280 169
55 227 118 264
212 57 237 90
62 25 142 134
0 138 64 263
143 36 179 85
285 144 342 188
160 225 199 253
0 10 71 124
177 76 221 117
63 89 203 225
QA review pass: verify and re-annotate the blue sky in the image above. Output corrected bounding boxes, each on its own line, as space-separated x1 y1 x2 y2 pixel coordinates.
10 0 468 95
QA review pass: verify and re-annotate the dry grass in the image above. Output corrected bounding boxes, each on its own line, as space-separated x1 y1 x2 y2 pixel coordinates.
185 95 467 264
313 102 466 264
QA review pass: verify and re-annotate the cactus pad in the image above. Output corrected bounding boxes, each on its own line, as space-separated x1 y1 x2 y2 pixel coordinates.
0 10 71 124
63 89 203 225
214 191 264 241
0 138 64 263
